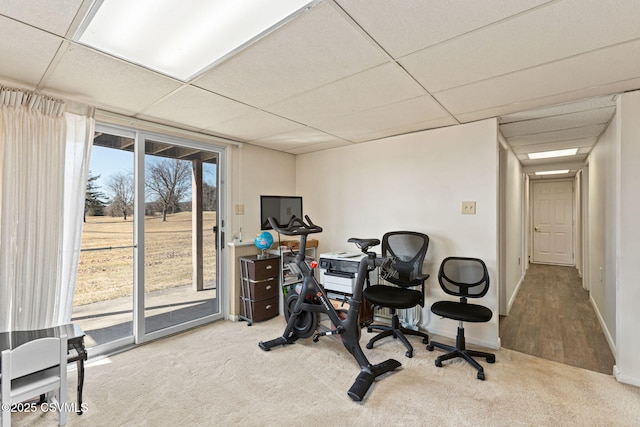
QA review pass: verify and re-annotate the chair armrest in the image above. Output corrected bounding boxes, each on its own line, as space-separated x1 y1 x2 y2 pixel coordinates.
416 273 430 282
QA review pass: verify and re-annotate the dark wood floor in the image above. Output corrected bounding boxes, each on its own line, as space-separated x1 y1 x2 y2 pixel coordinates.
499 263 615 374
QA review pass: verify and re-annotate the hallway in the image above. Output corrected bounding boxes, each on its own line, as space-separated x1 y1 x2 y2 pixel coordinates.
499 263 615 375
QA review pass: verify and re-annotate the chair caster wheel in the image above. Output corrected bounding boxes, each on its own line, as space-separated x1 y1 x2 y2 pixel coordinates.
366 342 373 349
405 350 413 358
487 355 495 363
367 327 373 333
477 371 485 381
422 338 429 344
426 344 434 351
435 359 442 367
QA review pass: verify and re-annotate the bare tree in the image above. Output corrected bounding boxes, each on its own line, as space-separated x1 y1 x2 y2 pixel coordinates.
106 172 134 220
146 158 191 221
202 182 217 211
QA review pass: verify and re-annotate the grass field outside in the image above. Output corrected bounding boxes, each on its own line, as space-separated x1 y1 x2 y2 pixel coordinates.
75 211 216 306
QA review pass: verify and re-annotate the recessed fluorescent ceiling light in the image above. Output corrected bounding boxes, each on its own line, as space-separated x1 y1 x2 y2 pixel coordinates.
528 148 578 160
535 170 570 176
77 0 314 81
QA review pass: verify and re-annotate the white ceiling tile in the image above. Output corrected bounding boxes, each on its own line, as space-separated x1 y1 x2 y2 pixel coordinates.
500 95 616 124
521 157 588 168
500 107 615 137
43 44 182 115
510 137 597 154
266 63 425 126
193 1 387 107
336 0 551 57
400 0 640 92
507 124 606 147
0 17 62 87
207 110 303 142
435 39 640 117
0 0 83 36
251 127 351 153
287 140 354 155
138 86 255 131
313 95 457 142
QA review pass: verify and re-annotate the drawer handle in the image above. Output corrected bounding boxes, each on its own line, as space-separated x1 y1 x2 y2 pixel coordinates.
266 265 273 270
265 285 272 290
265 305 272 310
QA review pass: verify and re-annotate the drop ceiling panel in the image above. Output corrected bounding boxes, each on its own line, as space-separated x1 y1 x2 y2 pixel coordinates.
43 44 182 115
250 127 351 153
313 95 457 142
207 110 303 142
508 124 606 147
400 0 640 93
499 95 616 124
522 158 588 169
265 63 425 127
138 86 256 131
0 17 62 87
335 0 552 58
0 0 84 36
435 39 640 117
193 1 388 108
500 107 615 137
510 137 598 155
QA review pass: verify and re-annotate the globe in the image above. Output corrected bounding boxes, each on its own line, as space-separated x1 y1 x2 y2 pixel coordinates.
254 231 274 253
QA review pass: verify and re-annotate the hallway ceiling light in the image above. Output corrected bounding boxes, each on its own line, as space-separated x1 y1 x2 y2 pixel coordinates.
528 148 578 160
535 170 570 176
76 0 315 81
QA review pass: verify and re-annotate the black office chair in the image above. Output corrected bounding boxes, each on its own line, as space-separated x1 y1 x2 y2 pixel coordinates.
363 231 430 358
427 257 495 380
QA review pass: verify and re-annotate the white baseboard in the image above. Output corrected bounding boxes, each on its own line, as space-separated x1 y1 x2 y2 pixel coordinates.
614 365 640 387
506 275 525 315
589 294 616 358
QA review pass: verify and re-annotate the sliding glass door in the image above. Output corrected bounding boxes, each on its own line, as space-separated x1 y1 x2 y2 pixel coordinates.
143 137 220 335
73 124 225 354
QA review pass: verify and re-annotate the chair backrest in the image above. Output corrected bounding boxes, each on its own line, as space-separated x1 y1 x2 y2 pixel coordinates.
381 231 429 287
438 257 489 299
3 336 64 380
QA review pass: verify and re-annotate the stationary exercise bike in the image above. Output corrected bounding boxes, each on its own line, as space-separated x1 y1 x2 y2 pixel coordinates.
258 215 401 402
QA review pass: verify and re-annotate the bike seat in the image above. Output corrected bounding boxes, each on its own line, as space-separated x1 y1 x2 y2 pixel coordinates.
348 238 380 252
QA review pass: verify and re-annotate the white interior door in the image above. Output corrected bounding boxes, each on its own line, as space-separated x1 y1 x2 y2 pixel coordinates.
532 180 574 265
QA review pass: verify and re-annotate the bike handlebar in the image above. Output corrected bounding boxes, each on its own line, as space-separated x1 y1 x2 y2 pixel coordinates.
267 215 323 236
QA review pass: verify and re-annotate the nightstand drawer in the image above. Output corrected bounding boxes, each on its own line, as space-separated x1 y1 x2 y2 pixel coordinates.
240 295 279 322
248 278 279 300
245 257 280 281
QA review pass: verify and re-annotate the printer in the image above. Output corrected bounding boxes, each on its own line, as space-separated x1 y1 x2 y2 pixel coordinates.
318 252 371 297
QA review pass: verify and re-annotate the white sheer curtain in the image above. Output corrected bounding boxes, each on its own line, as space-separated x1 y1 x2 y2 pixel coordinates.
0 86 94 332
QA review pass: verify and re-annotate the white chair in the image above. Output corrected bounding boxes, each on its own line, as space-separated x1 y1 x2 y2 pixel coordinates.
1 335 68 427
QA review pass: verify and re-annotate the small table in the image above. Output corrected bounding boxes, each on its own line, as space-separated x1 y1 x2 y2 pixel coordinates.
0 323 87 414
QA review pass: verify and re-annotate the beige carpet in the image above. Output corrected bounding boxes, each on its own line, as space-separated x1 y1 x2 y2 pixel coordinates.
10 318 640 426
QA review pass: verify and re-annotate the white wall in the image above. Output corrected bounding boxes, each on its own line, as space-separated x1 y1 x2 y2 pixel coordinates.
230 143 297 243
587 108 617 346
295 119 500 349
502 143 525 315
586 90 640 386
615 90 640 386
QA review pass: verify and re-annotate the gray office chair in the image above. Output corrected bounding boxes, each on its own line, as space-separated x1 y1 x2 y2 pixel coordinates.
363 231 430 358
427 257 495 380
